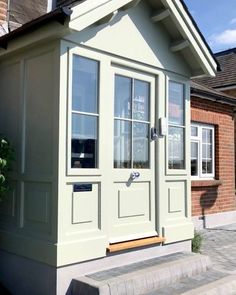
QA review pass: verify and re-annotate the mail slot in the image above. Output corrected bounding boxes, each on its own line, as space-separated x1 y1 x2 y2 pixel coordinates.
73 184 92 192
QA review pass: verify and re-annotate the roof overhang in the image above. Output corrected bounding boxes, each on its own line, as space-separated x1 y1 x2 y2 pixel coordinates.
191 82 236 106
0 0 218 79
68 0 218 78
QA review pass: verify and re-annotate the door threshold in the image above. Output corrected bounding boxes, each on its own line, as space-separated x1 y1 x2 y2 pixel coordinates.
107 236 165 253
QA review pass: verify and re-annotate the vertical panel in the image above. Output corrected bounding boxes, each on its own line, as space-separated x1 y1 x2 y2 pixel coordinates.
24 182 52 235
24 52 54 175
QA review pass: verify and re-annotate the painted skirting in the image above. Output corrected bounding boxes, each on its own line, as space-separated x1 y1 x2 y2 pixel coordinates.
0 240 191 295
192 210 236 230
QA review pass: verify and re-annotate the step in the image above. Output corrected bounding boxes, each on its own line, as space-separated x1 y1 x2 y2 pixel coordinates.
72 252 211 295
183 274 236 295
146 271 236 295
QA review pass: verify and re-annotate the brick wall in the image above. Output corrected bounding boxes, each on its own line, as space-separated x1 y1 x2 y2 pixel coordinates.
0 0 7 24
191 96 236 216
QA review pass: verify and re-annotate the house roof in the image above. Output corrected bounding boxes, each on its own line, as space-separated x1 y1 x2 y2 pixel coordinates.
0 0 218 78
196 48 236 89
0 6 72 49
191 80 236 106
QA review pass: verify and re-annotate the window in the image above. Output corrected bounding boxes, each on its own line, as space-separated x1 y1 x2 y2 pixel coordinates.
191 123 215 178
71 55 99 169
168 81 185 170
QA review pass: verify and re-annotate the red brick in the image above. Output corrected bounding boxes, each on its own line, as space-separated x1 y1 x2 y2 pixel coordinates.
191 96 236 216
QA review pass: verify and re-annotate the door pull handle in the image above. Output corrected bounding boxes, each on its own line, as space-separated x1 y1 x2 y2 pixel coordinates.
130 171 140 180
151 127 158 141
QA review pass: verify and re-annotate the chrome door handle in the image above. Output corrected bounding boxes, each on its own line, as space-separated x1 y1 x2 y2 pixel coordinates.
151 127 158 141
130 171 140 180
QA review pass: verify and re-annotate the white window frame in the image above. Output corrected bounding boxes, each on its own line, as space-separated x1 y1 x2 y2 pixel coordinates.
166 77 189 175
67 47 102 176
191 122 215 179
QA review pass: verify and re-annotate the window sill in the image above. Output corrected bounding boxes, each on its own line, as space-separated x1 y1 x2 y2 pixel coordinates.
191 179 223 188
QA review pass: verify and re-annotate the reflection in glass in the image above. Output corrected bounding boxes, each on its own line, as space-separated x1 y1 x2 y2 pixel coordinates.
202 128 212 144
114 75 132 119
191 142 198 176
72 55 98 113
133 122 149 168
202 128 213 174
114 120 131 168
133 80 150 121
71 114 97 168
202 160 213 174
191 126 198 137
168 127 185 169
168 81 184 125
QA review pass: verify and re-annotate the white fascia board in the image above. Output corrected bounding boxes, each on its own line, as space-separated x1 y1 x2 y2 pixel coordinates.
69 0 134 32
163 0 217 77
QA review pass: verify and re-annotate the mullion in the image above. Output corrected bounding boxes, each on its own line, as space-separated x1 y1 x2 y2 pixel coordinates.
131 78 134 169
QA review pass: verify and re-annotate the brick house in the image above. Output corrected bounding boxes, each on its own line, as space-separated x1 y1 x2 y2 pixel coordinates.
198 48 236 97
190 81 236 228
193 48 236 228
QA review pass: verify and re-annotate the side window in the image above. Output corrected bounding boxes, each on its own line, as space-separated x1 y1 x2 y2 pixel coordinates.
71 55 99 169
191 123 215 178
168 81 185 170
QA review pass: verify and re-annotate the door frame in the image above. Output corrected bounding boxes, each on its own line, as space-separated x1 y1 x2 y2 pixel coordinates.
108 65 158 243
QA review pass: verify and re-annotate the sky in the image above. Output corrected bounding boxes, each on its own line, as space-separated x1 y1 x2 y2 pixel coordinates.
184 0 236 53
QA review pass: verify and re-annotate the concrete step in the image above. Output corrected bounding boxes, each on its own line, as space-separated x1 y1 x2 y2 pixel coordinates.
146 271 236 295
72 252 211 295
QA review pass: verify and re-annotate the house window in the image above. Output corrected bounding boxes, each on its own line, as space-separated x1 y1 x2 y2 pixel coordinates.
71 55 99 169
168 81 185 169
191 123 215 178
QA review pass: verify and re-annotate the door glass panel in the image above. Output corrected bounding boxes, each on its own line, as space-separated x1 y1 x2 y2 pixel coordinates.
168 126 184 169
133 122 149 168
114 74 151 169
114 120 131 168
71 114 97 168
114 75 132 119
133 80 149 121
72 55 98 114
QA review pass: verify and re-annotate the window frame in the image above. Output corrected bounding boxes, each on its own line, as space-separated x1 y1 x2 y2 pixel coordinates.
191 122 215 179
166 78 189 175
67 49 101 176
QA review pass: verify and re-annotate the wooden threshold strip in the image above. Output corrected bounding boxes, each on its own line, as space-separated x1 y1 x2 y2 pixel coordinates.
107 236 166 253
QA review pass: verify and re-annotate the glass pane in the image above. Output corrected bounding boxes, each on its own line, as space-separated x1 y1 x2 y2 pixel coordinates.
168 127 185 169
202 160 213 174
202 144 212 159
133 122 149 168
202 143 207 158
114 120 131 168
202 128 212 144
191 142 198 176
191 142 198 158
207 160 213 174
114 75 132 119
71 114 97 168
168 81 184 125
133 80 150 121
191 126 198 137
72 55 98 113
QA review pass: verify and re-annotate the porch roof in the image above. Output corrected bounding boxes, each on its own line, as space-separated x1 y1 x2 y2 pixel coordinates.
0 0 218 78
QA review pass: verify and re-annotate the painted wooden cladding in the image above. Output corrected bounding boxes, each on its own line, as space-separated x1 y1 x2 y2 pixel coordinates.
0 0 195 266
